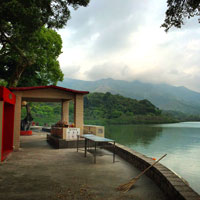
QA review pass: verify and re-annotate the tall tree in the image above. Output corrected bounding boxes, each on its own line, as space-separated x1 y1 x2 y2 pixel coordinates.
1 27 64 86
162 0 200 31
0 0 90 87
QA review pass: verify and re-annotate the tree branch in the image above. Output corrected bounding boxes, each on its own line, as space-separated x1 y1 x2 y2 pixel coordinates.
0 31 33 66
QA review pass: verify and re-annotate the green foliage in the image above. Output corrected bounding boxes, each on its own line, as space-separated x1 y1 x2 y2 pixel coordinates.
59 78 200 115
0 0 90 36
21 102 62 126
105 115 178 125
84 92 176 124
163 110 200 121
84 92 162 120
21 93 178 126
1 27 64 87
22 101 76 126
17 28 64 86
162 0 200 31
0 79 7 86
0 0 90 86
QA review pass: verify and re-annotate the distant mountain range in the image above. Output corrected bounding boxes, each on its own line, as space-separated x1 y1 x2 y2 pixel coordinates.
58 78 200 115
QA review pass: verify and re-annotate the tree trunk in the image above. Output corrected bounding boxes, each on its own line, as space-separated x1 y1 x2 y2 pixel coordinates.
1 32 33 87
8 63 27 87
8 78 19 88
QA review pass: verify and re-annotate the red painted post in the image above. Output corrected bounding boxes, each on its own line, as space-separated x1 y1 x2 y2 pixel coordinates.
0 87 16 162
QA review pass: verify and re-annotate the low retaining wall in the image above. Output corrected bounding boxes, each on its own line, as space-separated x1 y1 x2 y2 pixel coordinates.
47 134 85 149
105 143 200 200
46 132 199 199
42 127 51 133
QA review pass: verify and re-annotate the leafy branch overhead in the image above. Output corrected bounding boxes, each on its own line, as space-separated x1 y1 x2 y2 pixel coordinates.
162 0 200 31
0 0 90 87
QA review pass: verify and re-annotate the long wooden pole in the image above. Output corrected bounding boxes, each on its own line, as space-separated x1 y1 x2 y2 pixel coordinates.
134 154 167 180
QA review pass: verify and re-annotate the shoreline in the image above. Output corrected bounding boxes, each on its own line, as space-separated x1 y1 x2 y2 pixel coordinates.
105 142 200 199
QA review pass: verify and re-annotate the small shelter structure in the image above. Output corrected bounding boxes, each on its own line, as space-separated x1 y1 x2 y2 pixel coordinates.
10 85 89 151
0 87 16 161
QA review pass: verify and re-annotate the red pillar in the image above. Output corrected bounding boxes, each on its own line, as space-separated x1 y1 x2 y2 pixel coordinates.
0 87 16 162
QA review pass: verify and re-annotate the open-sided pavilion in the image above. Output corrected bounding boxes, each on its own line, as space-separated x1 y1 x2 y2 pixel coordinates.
10 85 89 150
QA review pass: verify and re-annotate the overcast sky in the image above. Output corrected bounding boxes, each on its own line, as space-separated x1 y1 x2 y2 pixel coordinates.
58 0 200 92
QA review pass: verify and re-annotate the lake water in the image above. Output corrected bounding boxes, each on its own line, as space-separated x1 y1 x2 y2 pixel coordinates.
105 122 200 194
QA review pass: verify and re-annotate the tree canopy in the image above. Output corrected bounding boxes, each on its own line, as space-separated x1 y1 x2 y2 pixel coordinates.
1 27 64 87
84 92 162 119
0 0 90 87
162 0 200 31
0 0 89 34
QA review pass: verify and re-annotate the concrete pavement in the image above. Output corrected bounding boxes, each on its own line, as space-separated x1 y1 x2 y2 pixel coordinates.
0 132 167 200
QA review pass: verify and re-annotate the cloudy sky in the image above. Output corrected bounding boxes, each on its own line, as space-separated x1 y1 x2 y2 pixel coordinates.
58 0 200 92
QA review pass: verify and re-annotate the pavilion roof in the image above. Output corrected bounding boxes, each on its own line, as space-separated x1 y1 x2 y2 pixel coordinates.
10 85 89 95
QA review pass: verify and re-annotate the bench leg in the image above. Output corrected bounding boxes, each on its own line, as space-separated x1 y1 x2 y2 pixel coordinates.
113 141 115 163
94 142 96 164
85 139 87 157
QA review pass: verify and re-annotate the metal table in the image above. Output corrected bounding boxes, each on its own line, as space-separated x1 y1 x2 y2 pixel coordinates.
77 134 115 164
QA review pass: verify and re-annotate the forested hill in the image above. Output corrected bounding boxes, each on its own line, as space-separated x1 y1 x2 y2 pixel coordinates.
85 92 161 117
58 78 200 115
25 92 177 126
84 92 176 124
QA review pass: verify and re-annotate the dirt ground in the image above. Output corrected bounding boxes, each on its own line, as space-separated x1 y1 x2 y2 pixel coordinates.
0 132 168 200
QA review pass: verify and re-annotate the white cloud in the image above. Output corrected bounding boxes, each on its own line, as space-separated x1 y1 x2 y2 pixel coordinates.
58 0 200 92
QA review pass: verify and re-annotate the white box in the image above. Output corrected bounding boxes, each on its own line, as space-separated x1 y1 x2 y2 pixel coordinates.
64 128 80 140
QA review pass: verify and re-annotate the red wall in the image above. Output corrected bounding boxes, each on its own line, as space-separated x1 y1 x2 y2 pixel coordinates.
0 87 16 162
2 103 15 161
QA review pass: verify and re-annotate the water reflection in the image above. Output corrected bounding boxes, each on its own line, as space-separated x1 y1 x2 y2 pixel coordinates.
105 123 200 194
106 124 163 147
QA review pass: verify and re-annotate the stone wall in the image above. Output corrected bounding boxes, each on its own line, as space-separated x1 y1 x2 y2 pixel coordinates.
105 143 200 200
47 134 85 149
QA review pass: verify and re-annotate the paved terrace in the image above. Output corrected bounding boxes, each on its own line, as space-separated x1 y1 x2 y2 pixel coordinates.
0 132 167 200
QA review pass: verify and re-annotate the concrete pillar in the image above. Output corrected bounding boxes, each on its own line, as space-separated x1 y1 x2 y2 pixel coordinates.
74 94 84 135
13 95 21 150
61 100 69 123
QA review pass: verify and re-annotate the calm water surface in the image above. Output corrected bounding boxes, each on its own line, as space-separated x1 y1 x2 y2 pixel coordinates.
105 122 200 194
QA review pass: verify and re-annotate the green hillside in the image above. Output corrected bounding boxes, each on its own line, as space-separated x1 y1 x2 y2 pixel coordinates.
22 92 177 126
84 92 177 125
58 78 200 115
